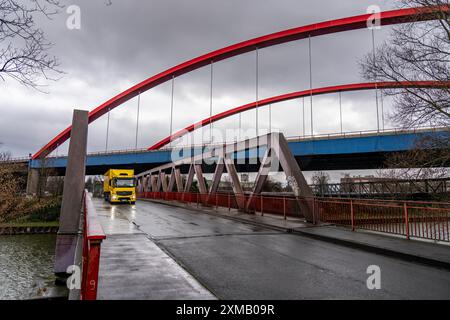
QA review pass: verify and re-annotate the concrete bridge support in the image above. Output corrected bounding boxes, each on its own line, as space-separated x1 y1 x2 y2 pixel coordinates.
26 168 40 196
54 110 89 277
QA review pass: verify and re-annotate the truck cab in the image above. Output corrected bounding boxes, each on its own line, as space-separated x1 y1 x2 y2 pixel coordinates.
103 169 136 204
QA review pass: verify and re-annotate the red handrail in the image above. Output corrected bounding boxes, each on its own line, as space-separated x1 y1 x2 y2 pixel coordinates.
138 191 450 242
81 191 106 300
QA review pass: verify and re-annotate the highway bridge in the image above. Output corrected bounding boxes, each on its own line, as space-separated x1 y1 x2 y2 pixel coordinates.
28 127 449 176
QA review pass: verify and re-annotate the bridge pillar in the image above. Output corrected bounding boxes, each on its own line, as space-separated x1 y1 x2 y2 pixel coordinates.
26 168 40 195
54 110 89 278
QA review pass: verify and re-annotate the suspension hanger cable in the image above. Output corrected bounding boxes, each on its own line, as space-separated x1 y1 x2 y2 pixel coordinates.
372 28 380 133
209 61 214 144
303 97 305 137
339 91 343 134
380 91 385 131
106 107 110 152
309 35 313 136
255 47 259 138
269 104 272 134
239 113 241 141
169 76 175 147
135 91 141 149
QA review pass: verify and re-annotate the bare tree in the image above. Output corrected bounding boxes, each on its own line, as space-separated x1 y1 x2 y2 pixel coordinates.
311 171 330 196
0 148 63 222
0 0 63 89
361 1 450 178
361 0 450 128
0 150 26 222
380 135 449 179
46 175 64 195
312 171 330 185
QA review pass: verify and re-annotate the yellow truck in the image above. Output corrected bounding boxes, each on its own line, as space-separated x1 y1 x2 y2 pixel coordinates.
103 169 136 204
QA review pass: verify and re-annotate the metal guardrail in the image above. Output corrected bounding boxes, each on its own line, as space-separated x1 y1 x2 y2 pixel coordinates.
286 125 449 141
316 197 450 242
138 191 450 242
0 157 30 163
80 190 106 300
156 125 450 151
311 178 450 197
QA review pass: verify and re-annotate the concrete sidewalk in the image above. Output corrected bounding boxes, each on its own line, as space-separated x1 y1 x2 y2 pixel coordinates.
140 198 450 270
293 226 450 270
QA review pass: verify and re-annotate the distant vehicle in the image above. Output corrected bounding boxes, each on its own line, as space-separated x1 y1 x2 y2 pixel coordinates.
103 169 136 204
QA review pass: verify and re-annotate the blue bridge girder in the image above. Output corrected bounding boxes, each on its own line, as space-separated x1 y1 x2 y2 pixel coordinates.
30 129 450 176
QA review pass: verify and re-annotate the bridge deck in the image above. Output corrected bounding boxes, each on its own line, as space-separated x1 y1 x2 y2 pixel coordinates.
94 199 215 300
92 198 450 299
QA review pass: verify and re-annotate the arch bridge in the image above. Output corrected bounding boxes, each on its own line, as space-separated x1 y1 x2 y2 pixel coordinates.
25 6 449 199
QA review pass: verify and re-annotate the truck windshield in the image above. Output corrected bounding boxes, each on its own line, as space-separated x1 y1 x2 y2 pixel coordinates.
114 178 135 188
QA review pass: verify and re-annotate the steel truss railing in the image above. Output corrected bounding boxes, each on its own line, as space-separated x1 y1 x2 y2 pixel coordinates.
135 133 315 221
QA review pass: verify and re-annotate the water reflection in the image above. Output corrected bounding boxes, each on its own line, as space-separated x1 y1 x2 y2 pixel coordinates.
0 234 56 300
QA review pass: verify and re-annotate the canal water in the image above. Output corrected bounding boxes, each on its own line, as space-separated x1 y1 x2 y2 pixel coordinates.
0 234 57 300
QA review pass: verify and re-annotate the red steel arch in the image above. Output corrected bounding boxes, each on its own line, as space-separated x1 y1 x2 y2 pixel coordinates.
148 81 450 150
33 6 447 159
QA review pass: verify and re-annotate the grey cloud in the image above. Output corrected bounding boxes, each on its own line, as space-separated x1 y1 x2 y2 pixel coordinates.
1 0 397 157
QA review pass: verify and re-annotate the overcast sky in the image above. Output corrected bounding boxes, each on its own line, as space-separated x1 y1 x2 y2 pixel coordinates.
0 0 399 181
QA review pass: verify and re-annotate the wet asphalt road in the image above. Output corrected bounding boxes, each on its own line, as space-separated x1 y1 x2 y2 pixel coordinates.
99 199 450 300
